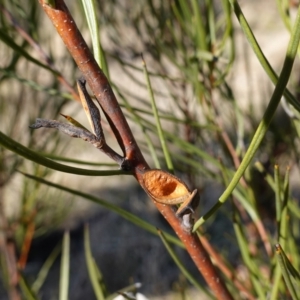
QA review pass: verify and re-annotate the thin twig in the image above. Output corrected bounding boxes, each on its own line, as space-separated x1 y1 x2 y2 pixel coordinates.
36 1 234 298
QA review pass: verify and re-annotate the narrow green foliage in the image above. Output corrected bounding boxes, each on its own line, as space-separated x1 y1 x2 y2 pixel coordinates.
81 0 110 78
281 247 300 281
276 244 299 300
32 243 61 293
22 172 183 247
278 166 289 248
280 167 290 246
0 132 127 176
39 153 118 167
276 0 292 32
0 30 58 74
274 165 282 233
191 0 208 52
233 213 266 299
229 0 300 112
19 275 38 300
270 265 283 300
116 89 161 168
59 231 70 300
84 224 106 300
142 57 174 172
194 3 300 229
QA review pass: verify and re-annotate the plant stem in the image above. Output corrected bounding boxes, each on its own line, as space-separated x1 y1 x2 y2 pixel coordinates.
37 0 234 298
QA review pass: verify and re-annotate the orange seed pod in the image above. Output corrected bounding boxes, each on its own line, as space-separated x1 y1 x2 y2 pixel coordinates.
142 169 197 215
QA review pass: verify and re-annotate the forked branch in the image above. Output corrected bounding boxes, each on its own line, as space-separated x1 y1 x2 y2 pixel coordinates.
36 0 234 298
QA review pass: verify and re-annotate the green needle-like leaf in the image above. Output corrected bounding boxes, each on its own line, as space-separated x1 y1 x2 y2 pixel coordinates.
194 4 300 230
0 30 58 75
84 224 106 300
19 275 38 300
275 244 299 300
0 131 127 176
229 0 300 112
59 231 70 300
32 243 61 293
22 172 183 248
81 0 109 78
142 57 174 172
233 214 266 298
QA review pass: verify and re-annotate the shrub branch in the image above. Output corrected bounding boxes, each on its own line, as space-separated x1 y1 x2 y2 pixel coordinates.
36 0 234 298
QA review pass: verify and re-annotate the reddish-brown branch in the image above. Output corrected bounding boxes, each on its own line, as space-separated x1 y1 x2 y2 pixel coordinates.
17 221 35 270
37 1 234 299
39 0 139 162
